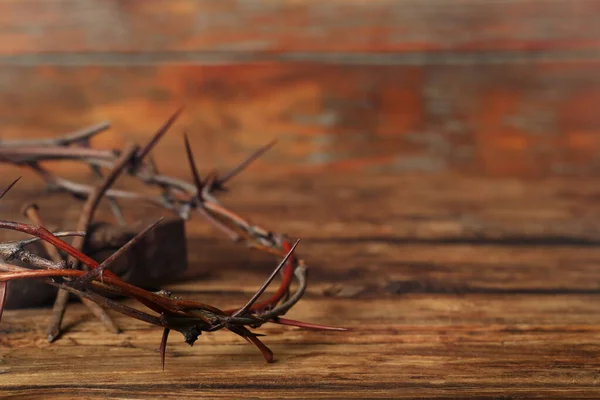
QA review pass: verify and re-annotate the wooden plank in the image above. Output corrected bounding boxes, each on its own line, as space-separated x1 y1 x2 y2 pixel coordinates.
2 62 600 178
2 171 600 397
2 172 600 292
2 169 600 245
2 171 600 241
1 0 600 55
3 291 600 397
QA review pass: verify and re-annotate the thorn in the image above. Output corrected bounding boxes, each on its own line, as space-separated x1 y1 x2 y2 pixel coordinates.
201 170 219 201
233 239 300 318
76 218 163 285
182 132 204 196
0 281 7 323
247 333 274 363
229 326 274 363
0 176 21 200
136 106 184 163
160 328 170 371
183 133 241 239
214 139 277 190
46 289 69 343
273 317 348 331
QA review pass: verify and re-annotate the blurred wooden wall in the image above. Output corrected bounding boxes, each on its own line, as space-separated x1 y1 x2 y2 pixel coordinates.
0 0 599 179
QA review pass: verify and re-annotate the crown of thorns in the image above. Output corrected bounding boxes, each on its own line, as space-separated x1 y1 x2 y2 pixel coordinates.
0 108 345 369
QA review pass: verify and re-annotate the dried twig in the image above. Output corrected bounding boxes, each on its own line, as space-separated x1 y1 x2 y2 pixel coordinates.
22 203 120 341
44 145 140 338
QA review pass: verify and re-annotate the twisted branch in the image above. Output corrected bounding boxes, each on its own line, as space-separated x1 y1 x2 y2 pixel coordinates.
0 110 346 368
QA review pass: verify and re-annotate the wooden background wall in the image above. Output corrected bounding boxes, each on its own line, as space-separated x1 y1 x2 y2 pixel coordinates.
0 0 599 179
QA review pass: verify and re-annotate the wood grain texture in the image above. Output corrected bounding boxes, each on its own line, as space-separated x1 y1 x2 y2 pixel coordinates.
1 1 600 398
0 0 599 55
1 1 600 179
2 61 600 178
1 171 600 398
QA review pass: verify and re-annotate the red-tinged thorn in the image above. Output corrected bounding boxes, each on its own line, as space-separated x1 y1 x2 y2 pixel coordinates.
274 317 348 331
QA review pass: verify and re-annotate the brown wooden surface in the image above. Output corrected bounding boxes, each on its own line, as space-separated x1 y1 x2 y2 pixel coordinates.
0 0 599 54
3 61 600 178
0 1 600 179
1 170 600 398
2 0 600 398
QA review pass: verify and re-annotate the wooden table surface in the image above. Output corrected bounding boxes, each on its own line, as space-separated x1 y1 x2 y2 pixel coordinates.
1 0 600 398
0 170 600 399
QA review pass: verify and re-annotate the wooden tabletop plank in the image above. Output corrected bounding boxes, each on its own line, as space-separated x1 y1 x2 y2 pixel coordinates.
3 295 600 398
2 172 599 241
3 61 600 178
0 0 599 55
